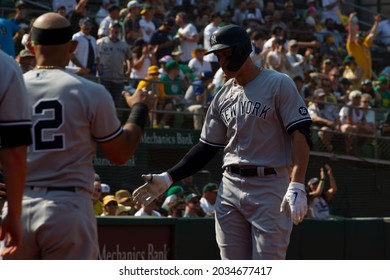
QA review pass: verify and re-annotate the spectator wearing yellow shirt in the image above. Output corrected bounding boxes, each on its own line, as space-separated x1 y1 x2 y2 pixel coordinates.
346 12 380 80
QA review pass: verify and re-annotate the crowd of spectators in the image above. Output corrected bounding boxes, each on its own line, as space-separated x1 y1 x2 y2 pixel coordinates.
1 0 390 156
93 172 218 218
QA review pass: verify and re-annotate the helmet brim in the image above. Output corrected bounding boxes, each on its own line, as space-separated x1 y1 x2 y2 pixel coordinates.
204 44 231 55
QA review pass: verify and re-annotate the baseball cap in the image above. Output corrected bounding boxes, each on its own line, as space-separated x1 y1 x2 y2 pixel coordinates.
356 31 365 39
203 183 218 193
324 58 333 64
127 0 141 9
185 193 200 203
15 0 26 7
307 177 319 185
140 3 153 15
159 55 173 63
307 6 318 14
288 39 298 48
115 189 132 204
101 183 110 193
108 4 120 13
349 90 362 100
165 60 179 71
18 49 34 58
273 37 285 45
191 44 206 57
313 88 326 97
109 20 121 28
361 79 372 86
147 65 159 75
79 17 93 26
377 75 388 84
103 195 117 206
172 46 183 56
94 173 101 181
167 185 184 196
162 18 175 27
344 55 355 63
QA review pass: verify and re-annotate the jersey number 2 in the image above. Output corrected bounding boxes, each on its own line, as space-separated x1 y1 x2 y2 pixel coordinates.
33 99 64 151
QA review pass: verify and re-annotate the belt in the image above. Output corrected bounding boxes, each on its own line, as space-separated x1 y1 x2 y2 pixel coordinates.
225 166 277 177
29 186 76 192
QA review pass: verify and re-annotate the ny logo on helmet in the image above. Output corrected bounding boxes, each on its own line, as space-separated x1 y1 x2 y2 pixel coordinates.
210 34 217 46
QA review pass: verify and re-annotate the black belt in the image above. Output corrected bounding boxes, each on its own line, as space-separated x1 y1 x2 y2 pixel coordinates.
225 166 277 177
29 186 76 192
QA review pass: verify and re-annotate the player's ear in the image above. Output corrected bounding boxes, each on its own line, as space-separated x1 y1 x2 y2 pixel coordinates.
26 39 35 55
69 40 78 53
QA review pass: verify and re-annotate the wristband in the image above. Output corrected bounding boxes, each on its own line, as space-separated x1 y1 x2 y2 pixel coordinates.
161 172 173 187
289 181 305 192
127 103 148 130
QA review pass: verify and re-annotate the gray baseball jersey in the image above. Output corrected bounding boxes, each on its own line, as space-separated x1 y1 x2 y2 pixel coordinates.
201 68 310 168
200 68 311 259
24 69 122 191
0 50 32 144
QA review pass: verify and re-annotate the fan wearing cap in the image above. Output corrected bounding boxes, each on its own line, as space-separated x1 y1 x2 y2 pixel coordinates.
175 12 200 64
183 193 204 218
306 164 337 220
286 39 304 79
339 90 368 154
123 0 142 45
374 75 390 109
308 88 339 153
96 20 133 122
360 79 381 108
183 71 215 130
188 44 212 79
199 183 218 217
139 4 155 43
101 195 119 216
203 12 223 74
98 4 121 38
150 18 177 63
342 55 364 90
347 12 381 80
68 17 98 77
16 49 35 73
160 60 186 127
129 38 157 88
266 37 292 76
115 189 134 215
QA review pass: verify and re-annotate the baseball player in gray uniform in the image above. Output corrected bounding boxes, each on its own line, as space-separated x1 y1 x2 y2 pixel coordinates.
0 50 32 257
133 25 312 260
0 13 155 260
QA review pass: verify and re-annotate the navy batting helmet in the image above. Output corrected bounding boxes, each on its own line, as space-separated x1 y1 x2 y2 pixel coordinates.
205 25 252 71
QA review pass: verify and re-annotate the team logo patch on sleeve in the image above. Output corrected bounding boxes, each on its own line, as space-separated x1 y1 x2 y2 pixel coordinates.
299 107 308 115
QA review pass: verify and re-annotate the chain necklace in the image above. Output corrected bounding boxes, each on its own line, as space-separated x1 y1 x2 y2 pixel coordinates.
35 65 64 70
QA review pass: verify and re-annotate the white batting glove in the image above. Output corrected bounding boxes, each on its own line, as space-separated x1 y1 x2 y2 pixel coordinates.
132 172 173 206
280 182 308 225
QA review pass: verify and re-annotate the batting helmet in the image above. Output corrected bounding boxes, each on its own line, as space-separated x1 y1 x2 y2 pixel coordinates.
205 25 252 71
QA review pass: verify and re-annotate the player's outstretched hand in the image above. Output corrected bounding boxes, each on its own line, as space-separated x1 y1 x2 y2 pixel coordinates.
122 88 156 111
280 182 307 225
132 172 173 206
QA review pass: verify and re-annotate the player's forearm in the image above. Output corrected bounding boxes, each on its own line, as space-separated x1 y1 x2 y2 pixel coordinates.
290 131 310 184
167 141 219 182
0 146 28 217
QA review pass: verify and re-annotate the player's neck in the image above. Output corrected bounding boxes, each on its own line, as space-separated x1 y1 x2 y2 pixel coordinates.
235 63 263 86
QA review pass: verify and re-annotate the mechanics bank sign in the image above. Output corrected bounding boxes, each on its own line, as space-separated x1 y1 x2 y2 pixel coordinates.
141 129 200 146
97 221 173 260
